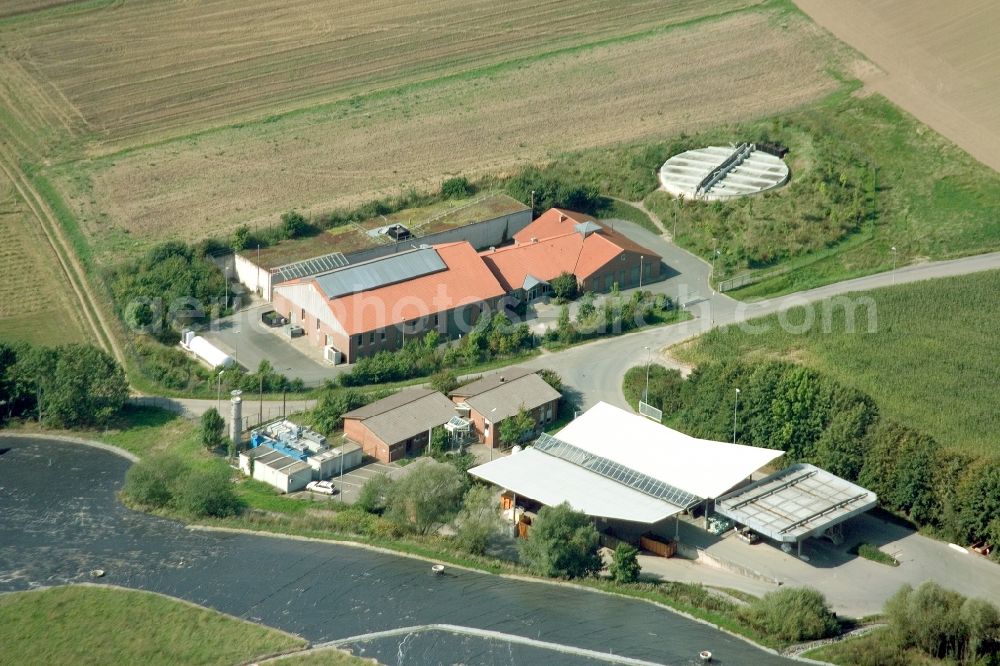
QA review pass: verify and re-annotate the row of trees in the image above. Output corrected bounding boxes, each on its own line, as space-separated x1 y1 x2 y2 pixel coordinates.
0 342 128 429
550 290 676 346
625 360 1000 551
341 315 534 386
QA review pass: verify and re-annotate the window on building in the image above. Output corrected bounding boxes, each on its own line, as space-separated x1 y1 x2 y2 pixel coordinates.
644 261 652 277
300 308 305 322
369 332 375 344
432 313 438 326
630 266 639 285
380 330 386 341
621 253 627 262
325 334 332 347
355 334 362 346
316 317 321 330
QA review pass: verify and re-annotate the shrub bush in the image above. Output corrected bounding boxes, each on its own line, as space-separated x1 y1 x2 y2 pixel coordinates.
384 460 467 535
609 543 641 583
441 176 474 199
518 503 601 579
454 485 502 555
742 587 839 642
357 473 394 515
174 464 244 518
122 455 187 509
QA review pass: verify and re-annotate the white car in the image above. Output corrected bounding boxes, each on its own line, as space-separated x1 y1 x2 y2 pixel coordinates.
306 480 337 495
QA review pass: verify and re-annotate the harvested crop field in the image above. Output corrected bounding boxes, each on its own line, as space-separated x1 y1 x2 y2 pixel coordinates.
794 0 1000 173
54 7 849 264
0 0 760 153
0 175 87 345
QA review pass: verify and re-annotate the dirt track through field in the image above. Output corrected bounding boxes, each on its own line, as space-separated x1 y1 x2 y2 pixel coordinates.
793 0 1000 173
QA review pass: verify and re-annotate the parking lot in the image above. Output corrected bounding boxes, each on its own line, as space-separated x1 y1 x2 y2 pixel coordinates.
291 457 418 505
202 300 346 385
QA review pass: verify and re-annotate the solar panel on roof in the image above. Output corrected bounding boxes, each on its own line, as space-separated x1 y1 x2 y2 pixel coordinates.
274 252 349 282
534 433 700 509
313 248 446 299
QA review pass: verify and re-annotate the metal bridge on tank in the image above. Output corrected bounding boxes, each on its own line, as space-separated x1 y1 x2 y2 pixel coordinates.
658 143 789 201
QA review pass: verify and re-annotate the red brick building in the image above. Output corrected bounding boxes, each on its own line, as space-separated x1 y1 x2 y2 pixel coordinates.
449 367 561 449
342 388 458 462
272 242 506 363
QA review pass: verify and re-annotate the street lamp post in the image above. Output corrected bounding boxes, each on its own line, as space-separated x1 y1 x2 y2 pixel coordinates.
644 346 651 404
733 388 741 444
891 246 898 285
711 239 720 293
216 370 225 413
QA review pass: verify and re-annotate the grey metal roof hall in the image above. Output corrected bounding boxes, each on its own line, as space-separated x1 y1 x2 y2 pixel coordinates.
714 463 877 543
343 388 456 445
313 247 446 299
451 368 560 423
449 366 536 398
273 252 349 282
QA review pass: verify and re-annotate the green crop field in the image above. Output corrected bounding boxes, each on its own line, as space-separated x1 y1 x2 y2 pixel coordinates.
675 271 1000 455
0 585 306 665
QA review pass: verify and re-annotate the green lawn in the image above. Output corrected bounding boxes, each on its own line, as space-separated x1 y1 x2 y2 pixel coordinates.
675 270 1000 455
0 586 305 665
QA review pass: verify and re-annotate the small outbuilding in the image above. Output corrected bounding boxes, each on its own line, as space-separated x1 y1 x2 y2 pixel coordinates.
239 447 312 494
450 367 560 448
342 388 457 462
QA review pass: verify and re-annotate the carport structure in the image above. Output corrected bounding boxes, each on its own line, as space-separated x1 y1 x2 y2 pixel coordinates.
714 463 878 557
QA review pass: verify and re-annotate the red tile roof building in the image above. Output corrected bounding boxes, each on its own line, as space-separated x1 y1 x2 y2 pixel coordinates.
272 242 506 363
270 209 662 363
481 208 661 296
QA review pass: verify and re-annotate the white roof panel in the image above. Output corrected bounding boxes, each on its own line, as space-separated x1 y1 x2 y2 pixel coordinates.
715 463 878 542
469 448 681 524
556 402 783 499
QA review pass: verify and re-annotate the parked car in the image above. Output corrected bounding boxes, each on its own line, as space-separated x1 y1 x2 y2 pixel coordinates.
306 480 337 495
261 310 288 327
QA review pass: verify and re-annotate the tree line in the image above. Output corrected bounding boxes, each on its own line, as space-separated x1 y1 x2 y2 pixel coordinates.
340 314 533 387
624 360 1000 553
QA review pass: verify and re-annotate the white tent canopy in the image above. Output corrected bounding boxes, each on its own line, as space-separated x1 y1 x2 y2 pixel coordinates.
469 402 784 525
557 402 783 500
470 448 681 523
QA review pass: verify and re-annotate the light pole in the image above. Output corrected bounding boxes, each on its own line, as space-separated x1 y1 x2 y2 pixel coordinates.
400 318 406 349
711 239 719 293
733 388 741 444
216 370 225 413
530 190 535 215
891 246 898 285
644 346 651 404
488 407 498 461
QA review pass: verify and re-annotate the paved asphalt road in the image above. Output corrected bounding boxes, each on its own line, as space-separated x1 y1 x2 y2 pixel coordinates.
0 437 794 666
169 240 1000 421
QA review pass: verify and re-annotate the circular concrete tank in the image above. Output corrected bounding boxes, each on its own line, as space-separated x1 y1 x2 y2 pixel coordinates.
658 144 789 201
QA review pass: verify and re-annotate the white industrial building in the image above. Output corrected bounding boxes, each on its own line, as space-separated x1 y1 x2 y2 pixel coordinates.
470 402 784 535
240 447 313 494
241 419 363 493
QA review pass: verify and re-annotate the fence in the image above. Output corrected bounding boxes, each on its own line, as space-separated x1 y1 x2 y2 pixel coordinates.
126 396 318 434
717 269 783 293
